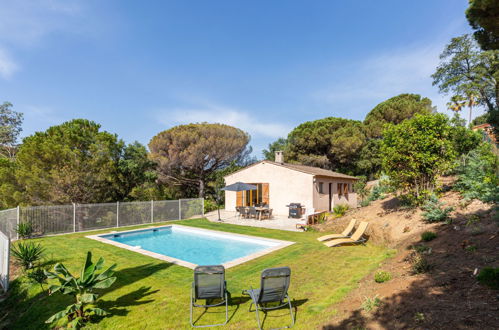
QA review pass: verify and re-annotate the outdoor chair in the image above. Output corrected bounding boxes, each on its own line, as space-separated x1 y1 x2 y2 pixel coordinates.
317 219 357 241
242 267 295 330
190 265 229 328
262 209 273 220
248 207 257 219
323 222 369 247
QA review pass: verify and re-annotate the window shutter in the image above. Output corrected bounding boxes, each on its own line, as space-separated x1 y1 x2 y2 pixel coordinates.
236 191 243 206
262 183 269 204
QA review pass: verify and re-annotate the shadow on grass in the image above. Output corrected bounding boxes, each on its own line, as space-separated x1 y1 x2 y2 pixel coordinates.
1 262 172 329
98 286 159 318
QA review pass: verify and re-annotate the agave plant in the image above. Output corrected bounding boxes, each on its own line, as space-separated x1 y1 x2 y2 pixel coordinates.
44 251 117 328
10 241 45 271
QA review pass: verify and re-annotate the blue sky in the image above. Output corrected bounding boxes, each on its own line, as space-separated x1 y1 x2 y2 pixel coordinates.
0 0 482 157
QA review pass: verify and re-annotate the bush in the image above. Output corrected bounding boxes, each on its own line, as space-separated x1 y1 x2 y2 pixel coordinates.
361 295 382 312
204 199 218 213
410 253 431 274
360 199 370 207
16 222 34 239
333 204 349 217
421 196 453 223
10 242 45 271
374 271 391 283
476 267 499 289
455 143 499 203
421 231 437 242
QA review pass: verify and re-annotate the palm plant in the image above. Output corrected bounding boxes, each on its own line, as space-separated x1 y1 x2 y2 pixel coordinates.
44 251 117 328
10 242 45 271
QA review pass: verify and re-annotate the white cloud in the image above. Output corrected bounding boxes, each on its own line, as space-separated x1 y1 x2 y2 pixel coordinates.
313 39 488 120
157 103 291 139
0 48 18 78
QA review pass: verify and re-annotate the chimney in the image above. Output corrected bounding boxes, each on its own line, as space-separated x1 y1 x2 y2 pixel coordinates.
275 151 284 164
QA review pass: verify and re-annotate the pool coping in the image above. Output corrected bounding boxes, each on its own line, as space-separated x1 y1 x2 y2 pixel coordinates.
86 224 295 269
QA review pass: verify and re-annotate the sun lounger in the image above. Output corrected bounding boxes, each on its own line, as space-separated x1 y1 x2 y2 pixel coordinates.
323 222 369 247
190 265 229 327
242 267 295 329
317 219 357 241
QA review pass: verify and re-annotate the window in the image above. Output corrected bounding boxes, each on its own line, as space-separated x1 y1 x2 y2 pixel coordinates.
318 182 324 194
236 183 269 206
337 183 342 197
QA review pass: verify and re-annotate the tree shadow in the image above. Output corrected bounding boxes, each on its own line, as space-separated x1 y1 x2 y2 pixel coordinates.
322 205 498 329
101 262 172 297
0 262 172 329
97 286 159 317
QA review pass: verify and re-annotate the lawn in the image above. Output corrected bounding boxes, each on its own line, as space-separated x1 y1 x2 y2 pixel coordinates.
1 219 394 329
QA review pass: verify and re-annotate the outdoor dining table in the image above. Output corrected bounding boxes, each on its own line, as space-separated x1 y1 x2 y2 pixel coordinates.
255 207 270 220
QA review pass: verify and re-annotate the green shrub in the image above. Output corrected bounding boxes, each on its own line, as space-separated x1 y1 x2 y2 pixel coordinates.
204 199 218 213
421 231 437 242
455 143 499 203
374 271 391 283
45 251 117 328
361 295 382 312
10 242 45 271
476 267 499 289
360 199 370 207
16 222 34 239
421 196 453 222
333 204 349 217
27 267 48 291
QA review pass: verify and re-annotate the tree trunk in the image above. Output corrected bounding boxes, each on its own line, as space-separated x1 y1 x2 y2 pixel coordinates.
198 179 205 198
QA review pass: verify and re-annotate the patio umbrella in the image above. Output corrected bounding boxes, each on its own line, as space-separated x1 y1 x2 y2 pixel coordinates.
217 182 257 222
221 182 257 191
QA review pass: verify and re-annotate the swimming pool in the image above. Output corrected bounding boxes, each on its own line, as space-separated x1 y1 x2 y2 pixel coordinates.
87 225 294 269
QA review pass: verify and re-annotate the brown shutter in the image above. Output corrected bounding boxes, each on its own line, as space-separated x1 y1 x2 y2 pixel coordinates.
236 191 243 206
262 183 269 204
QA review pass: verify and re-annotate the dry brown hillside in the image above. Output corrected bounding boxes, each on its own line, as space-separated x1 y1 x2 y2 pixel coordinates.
314 178 499 329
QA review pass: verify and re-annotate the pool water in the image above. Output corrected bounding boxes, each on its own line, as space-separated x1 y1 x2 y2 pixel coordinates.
100 226 279 265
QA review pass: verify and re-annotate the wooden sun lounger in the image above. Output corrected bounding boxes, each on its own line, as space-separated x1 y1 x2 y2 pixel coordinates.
323 222 369 247
317 219 356 241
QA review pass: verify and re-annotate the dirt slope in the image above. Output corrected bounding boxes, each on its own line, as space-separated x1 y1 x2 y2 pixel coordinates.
314 180 499 329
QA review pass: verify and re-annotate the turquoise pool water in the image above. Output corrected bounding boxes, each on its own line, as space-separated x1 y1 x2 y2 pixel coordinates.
101 226 277 265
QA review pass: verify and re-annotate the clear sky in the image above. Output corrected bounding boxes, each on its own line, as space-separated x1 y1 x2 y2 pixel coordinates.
0 0 482 157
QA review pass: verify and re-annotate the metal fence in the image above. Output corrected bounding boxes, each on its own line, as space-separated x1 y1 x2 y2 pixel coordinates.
0 198 204 240
0 198 203 292
0 231 9 292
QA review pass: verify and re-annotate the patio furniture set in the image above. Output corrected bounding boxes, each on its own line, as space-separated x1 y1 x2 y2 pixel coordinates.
236 205 273 220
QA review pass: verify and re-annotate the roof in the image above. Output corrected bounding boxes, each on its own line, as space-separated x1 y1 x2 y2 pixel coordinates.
225 160 358 180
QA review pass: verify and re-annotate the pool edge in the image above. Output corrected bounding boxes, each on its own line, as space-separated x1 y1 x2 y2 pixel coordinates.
86 224 295 270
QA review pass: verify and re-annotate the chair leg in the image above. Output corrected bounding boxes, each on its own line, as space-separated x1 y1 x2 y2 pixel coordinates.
190 292 195 327
254 302 263 330
286 295 295 328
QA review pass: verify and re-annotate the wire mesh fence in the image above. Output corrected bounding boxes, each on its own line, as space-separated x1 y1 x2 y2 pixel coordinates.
0 208 17 240
0 198 204 240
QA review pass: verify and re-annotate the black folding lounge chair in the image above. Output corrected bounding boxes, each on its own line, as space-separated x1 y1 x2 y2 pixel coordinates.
190 265 229 328
242 267 295 330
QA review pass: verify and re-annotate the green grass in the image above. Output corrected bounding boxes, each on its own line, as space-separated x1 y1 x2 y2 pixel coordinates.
1 218 394 329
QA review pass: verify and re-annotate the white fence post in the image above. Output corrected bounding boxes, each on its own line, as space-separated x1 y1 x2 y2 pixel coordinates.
150 200 154 223
73 203 76 233
116 202 120 227
201 198 204 217
178 199 182 220
16 206 19 240
0 232 10 292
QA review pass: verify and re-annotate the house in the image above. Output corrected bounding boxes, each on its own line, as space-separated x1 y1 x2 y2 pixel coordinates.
223 151 358 215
